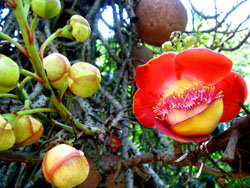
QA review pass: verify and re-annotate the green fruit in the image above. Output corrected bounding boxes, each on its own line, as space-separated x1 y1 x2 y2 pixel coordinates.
31 0 61 19
0 54 20 93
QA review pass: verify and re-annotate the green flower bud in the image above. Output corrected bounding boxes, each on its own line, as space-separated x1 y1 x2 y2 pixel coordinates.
42 144 90 188
0 115 15 151
13 115 44 146
162 41 172 52
180 33 188 40
43 53 71 90
31 0 61 19
68 62 101 98
0 54 19 93
69 15 91 42
184 36 196 48
2 113 17 126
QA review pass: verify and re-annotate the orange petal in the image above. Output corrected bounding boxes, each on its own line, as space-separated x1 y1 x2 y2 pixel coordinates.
215 72 248 122
175 48 232 85
136 52 177 97
133 89 160 128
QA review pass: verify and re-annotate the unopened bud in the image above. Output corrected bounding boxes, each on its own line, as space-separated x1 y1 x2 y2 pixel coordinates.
13 115 44 146
162 41 172 52
69 15 91 42
31 0 61 19
43 53 71 90
42 144 89 188
68 62 101 98
0 115 15 151
184 36 196 48
0 54 19 93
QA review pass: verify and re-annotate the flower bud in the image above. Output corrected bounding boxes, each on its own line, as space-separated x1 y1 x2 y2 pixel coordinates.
68 62 101 98
184 36 196 48
0 115 15 151
0 54 20 93
162 41 172 52
42 144 89 188
31 0 61 19
43 53 71 90
69 15 91 42
13 115 44 146
2 113 17 126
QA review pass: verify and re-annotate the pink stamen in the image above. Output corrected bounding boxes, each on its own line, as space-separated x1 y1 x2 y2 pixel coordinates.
153 83 223 119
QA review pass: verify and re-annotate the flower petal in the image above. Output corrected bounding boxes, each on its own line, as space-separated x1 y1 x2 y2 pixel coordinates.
170 99 223 137
155 118 211 142
215 72 248 122
136 52 177 97
175 48 232 84
133 89 160 128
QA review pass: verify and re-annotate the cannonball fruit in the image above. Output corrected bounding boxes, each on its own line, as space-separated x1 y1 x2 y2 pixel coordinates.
135 0 188 46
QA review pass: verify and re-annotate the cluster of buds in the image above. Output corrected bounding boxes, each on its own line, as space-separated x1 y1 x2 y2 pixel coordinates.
162 32 197 52
0 113 44 150
42 144 90 188
0 54 20 93
43 53 101 98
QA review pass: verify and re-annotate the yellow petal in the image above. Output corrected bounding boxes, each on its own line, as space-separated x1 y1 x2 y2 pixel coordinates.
170 98 223 137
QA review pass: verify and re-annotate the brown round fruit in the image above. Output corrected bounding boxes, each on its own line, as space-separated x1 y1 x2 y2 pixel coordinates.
131 45 153 68
135 0 188 46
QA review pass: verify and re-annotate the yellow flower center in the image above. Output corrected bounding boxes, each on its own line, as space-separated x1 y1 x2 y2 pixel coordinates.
153 81 223 125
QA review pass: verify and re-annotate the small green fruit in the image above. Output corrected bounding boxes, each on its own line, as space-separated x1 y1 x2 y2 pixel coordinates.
31 0 61 19
0 54 19 93
13 115 44 146
0 115 15 151
42 144 90 188
43 53 71 90
68 62 101 98
69 15 91 42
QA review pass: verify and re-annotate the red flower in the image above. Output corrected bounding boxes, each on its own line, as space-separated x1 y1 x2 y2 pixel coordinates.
133 48 248 142
109 134 121 152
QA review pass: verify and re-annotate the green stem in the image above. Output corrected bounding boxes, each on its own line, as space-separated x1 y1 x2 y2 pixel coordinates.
17 108 58 116
73 119 104 136
59 83 69 102
39 28 63 60
53 120 74 133
30 15 40 38
0 93 19 99
20 68 42 82
19 76 32 90
66 92 73 110
0 31 28 56
23 0 31 18
24 99 30 109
